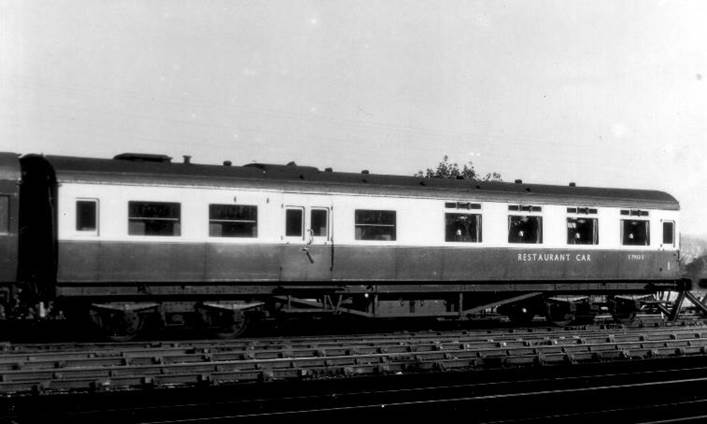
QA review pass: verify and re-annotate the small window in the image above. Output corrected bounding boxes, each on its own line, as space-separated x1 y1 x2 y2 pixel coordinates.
445 213 482 242
622 219 649 246
0 195 9 234
128 202 181 236
355 210 396 241
662 221 675 246
285 208 303 237
76 200 97 232
311 208 328 237
508 216 543 244
567 218 598 245
209 204 257 237
622 209 649 217
509 205 541 212
445 202 481 210
568 207 598 215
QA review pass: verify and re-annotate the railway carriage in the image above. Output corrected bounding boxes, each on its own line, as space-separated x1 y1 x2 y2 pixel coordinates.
0 152 688 339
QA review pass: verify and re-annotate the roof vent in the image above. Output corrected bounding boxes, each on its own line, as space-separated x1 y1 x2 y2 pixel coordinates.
243 163 319 173
223 161 232 166
514 179 522 184
182 155 191 164
569 182 576 187
361 170 370 174
113 153 172 163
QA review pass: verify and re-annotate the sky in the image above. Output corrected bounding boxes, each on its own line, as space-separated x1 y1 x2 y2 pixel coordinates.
1 0 706 235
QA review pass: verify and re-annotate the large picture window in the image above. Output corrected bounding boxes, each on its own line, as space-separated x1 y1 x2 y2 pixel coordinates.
567 217 598 245
209 204 257 237
355 210 396 241
445 213 482 242
128 201 181 236
508 216 543 244
622 219 649 246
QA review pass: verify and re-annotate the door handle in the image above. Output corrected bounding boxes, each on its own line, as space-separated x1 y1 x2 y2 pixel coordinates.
301 229 315 263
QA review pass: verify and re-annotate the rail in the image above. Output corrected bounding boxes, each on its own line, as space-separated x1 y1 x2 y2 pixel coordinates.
1 323 707 394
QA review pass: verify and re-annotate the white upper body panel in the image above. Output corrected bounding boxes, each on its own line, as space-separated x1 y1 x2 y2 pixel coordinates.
57 181 680 250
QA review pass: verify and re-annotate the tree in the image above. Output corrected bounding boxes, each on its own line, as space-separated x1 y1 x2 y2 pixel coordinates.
415 155 503 182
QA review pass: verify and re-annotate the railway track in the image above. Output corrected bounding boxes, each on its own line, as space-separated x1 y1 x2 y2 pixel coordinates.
3 355 707 423
2 324 707 422
0 322 706 394
0 313 698 353
142 359 707 423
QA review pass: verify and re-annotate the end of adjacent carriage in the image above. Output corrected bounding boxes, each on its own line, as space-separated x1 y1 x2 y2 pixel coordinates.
0 153 21 316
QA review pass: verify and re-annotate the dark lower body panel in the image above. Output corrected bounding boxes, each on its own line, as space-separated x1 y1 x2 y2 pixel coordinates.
56 240 681 282
54 240 682 299
45 243 689 330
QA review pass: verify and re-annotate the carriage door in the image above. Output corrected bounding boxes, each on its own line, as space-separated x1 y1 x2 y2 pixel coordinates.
280 199 333 282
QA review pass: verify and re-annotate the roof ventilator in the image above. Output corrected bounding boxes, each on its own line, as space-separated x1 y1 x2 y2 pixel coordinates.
113 153 172 163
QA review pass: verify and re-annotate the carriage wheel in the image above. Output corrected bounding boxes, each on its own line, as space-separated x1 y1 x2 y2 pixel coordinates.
198 308 249 339
507 305 535 325
544 301 575 327
90 308 144 342
608 296 639 325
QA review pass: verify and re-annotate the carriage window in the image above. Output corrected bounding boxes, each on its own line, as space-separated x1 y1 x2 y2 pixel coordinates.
209 204 257 237
445 213 482 242
285 208 303 237
508 216 543 244
567 218 598 245
76 200 97 232
662 221 675 246
355 210 396 241
128 202 181 236
622 219 649 246
0 195 8 234
311 208 328 237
